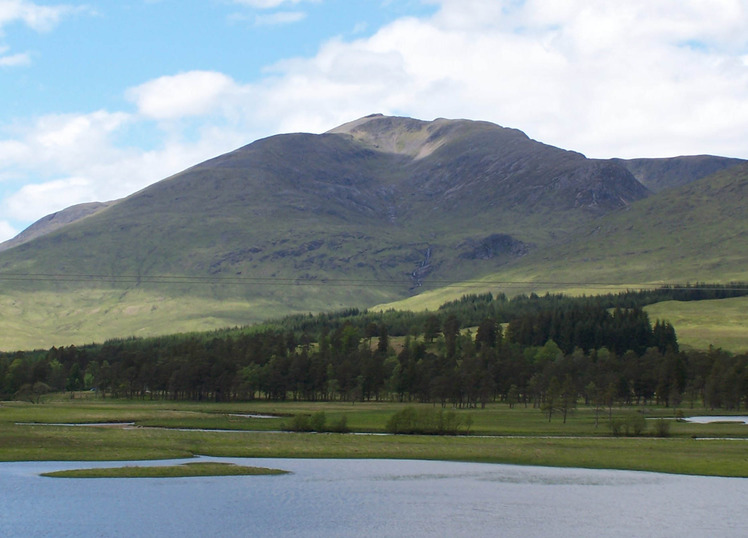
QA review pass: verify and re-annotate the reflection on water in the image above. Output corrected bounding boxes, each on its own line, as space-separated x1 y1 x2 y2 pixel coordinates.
377 468 663 487
2 458 747 537
14 422 136 427
228 413 280 419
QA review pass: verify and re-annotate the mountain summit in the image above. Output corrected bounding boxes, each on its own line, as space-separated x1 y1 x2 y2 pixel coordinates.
0 115 744 348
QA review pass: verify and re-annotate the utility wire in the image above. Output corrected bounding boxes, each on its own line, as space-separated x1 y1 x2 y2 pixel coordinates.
0 272 746 291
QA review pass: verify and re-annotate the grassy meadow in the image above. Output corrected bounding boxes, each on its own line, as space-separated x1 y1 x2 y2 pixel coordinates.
0 288 287 352
645 296 748 353
2 396 747 478
2 285 743 353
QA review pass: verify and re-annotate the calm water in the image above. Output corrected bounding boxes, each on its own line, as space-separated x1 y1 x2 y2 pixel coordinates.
685 416 748 424
2 457 747 537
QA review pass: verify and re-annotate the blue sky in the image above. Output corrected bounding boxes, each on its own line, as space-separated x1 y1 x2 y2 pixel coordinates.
3 1 435 117
1 0 748 242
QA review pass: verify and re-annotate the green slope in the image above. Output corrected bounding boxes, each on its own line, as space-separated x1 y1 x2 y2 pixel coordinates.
0 115 744 350
376 164 748 351
386 161 748 302
521 161 748 286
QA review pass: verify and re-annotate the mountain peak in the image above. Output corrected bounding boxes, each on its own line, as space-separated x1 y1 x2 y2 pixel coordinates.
327 114 519 160
328 114 443 159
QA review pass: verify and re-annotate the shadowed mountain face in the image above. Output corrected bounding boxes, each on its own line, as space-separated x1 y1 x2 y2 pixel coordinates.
331 115 649 215
0 114 744 348
614 155 745 193
0 115 650 281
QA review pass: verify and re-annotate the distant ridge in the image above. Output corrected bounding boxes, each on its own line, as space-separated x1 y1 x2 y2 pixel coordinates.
615 155 744 193
0 201 115 252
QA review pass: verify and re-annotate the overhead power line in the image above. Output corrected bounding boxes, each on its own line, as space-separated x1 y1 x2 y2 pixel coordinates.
0 272 746 291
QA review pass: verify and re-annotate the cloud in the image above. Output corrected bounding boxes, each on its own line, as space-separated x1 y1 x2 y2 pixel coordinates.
0 111 135 221
0 106 254 227
4 177 91 222
246 0 748 159
0 0 79 33
0 50 28 66
253 10 306 26
232 0 318 8
126 71 245 121
228 0 314 27
0 111 128 184
3 0 748 238
0 1 90 70
0 219 17 242
34 111 128 148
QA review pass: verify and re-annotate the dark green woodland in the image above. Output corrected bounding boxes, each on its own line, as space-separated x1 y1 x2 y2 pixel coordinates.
4 286 746 412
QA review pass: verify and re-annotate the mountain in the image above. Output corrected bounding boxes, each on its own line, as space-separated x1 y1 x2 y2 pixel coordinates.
0 115 650 285
0 114 744 350
0 201 115 253
614 155 744 193
378 161 748 312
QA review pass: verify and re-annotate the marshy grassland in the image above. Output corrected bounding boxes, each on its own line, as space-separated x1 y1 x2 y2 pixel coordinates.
2 395 748 478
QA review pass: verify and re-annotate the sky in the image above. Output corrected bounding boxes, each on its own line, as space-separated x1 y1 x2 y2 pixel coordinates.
1 0 747 242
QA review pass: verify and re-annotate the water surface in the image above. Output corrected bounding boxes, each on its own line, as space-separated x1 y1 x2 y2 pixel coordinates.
685 416 748 424
2 458 747 537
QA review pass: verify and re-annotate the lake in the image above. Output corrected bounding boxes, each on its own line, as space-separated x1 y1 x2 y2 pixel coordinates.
685 416 748 425
2 457 747 537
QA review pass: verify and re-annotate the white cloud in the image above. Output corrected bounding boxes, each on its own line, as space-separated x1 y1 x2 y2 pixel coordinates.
0 1 83 69
126 71 245 121
232 0 318 8
4 177 91 222
3 0 748 236
0 50 29 66
1 111 130 182
34 111 128 149
246 0 748 159
0 0 79 33
254 10 306 26
0 107 253 226
0 219 17 242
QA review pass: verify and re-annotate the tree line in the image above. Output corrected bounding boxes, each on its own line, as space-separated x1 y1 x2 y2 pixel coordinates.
1 285 746 412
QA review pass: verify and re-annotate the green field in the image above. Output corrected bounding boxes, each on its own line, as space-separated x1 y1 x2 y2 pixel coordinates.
645 296 748 353
2 397 747 478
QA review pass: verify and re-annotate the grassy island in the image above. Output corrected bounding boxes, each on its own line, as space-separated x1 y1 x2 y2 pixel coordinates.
42 461 289 478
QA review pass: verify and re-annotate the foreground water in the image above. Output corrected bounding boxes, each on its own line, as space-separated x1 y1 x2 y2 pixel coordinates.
2 457 747 537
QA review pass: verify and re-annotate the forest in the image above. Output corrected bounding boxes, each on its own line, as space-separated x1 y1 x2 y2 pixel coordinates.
1 284 747 411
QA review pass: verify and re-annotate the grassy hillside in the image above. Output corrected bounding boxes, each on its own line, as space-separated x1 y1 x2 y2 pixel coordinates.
0 116 745 350
374 164 748 352
379 162 748 307
0 117 647 290
0 289 266 351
